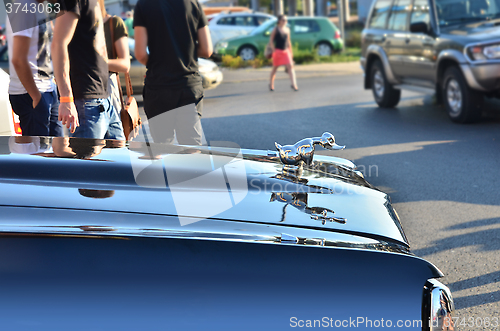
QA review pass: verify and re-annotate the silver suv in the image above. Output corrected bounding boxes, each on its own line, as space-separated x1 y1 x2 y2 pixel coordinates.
361 0 500 123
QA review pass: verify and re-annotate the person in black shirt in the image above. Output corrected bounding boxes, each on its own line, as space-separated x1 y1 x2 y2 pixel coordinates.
52 0 125 140
134 0 212 145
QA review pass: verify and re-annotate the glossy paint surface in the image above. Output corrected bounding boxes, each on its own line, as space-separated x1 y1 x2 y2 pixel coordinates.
0 137 408 247
0 235 440 331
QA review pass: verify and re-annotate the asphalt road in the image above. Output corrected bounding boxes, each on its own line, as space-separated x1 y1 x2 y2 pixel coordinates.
201 66 500 328
137 64 500 328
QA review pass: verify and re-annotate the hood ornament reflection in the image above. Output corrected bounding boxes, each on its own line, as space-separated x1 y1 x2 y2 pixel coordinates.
275 132 345 171
271 192 346 224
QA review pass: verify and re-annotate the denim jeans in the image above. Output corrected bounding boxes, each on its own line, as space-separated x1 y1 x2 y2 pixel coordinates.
71 98 125 140
9 90 63 137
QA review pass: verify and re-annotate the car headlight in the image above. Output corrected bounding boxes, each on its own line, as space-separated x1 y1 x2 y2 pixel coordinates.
468 44 500 61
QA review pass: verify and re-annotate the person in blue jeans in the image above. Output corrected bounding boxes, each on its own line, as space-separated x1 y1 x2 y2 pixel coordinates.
51 0 124 140
71 98 124 140
6 12 63 137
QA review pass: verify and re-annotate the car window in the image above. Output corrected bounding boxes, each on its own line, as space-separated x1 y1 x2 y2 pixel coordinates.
234 16 254 26
217 17 234 25
293 20 321 34
255 16 270 26
435 0 500 26
369 0 392 29
252 18 277 35
387 0 412 31
411 0 431 25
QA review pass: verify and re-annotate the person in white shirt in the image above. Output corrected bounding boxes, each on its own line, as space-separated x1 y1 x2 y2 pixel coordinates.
6 1 62 137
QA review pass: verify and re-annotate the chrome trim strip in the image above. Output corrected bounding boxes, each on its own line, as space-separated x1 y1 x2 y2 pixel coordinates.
427 279 455 331
0 205 412 254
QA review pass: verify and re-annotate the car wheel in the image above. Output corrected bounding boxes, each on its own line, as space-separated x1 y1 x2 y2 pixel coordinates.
442 66 483 123
370 59 401 108
316 42 333 56
238 46 257 61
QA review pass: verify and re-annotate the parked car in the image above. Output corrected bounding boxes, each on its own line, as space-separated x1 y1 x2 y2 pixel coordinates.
0 132 454 330
361 0 500 123
209 12 274 46
126 38 223 93
214 17 343 60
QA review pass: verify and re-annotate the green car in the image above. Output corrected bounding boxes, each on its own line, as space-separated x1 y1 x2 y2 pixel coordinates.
214 17 343 61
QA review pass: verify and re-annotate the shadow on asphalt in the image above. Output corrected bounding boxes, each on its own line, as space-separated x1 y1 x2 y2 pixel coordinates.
201 94 500 310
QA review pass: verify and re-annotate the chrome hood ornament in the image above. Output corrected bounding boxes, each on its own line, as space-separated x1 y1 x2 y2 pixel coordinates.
275 132 345 168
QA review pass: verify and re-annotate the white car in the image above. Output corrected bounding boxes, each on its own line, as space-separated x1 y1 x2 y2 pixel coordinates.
209 12 274 46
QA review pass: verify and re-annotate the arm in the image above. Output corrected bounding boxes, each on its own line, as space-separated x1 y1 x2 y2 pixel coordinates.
269 28 276 51
11 36 41 108
51 11 79 132
108 36 130 73
197 25 213 59
134 26 148 65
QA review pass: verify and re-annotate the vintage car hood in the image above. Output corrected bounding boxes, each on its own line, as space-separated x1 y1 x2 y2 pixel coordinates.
0 137 408 249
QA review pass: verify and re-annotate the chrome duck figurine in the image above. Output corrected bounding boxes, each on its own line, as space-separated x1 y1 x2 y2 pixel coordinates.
275 132 345 168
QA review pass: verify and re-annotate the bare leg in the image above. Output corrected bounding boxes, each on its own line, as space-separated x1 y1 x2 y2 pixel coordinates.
270 66 279 90
286 63 298 90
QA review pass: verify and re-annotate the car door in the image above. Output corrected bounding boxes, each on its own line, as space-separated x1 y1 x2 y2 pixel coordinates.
385 0 413 78
404 0 436 86
291 19 319 50
362 0 392 69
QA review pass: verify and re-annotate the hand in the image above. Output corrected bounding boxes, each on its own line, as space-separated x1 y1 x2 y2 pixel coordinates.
58 102 79 133
32 93 42 109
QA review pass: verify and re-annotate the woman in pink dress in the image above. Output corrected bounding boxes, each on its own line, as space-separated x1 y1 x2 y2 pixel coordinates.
268 15 298 91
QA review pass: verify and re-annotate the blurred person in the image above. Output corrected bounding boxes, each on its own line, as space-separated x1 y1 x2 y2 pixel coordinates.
124 11 134 38
99 0 129 138
134 0 212 145
0 27 6 46
6 1 63 137
52 0 125 140
268 15 298 92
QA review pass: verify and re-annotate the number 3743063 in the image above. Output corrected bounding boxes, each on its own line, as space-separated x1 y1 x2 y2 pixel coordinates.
5 2 60 14
444 316 499 328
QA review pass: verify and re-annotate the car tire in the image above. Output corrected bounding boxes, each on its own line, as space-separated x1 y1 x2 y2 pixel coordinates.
370 59 401 108
238 46 257 61
442 66 483 123
316 42 333 56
